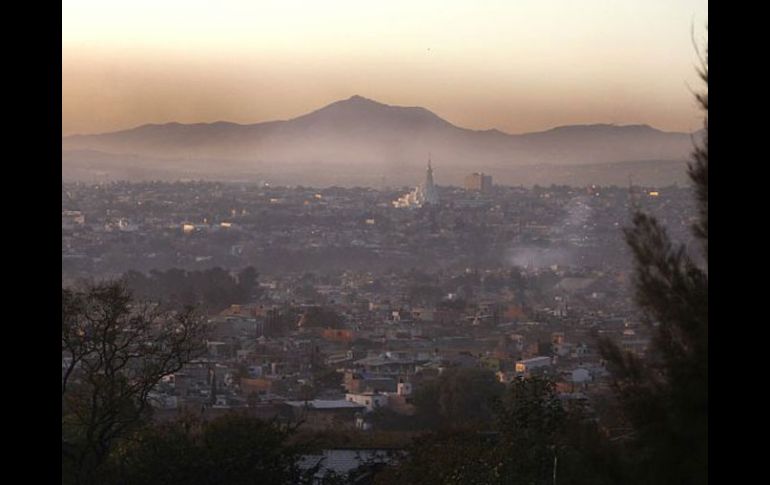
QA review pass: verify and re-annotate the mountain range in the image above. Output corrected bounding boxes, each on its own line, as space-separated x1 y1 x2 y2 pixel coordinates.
62 95 700 186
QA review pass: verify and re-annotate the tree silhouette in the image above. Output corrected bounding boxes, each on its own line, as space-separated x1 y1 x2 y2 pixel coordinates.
598 43 707 485
377 376 621 485
62 282 208 485
411 367 503 429
107 414 309 485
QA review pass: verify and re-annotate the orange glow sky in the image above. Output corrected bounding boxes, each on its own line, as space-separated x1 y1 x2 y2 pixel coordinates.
62 0 707 136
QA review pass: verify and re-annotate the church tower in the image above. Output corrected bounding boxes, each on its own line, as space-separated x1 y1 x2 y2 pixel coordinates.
421 156 439 205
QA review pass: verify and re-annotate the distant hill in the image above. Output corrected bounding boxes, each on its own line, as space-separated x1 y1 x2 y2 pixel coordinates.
62 95 698 186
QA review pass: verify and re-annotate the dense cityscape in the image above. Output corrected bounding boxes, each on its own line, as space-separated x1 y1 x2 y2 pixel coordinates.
63 163 700 482
63 166 695 279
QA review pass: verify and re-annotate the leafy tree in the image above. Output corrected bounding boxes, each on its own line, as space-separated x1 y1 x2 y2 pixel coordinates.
198 267 239 309
378 377 624 485
313 367 344 391
237 265 261 301
598 45 707 485
493 377 566 484
106 416 204 485
373 429 501 485
299 306 345 329
493 377 624 485
122 267 257 312
109 414 310 485
412 367 503 429
62 282 208 485
201 414 309 484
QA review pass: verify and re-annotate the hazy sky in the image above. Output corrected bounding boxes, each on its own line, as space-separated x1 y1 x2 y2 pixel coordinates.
62 0 707 136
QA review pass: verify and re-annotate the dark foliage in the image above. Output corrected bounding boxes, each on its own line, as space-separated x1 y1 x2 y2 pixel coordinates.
411 367 504 429
107 414 310 485
378 377 624 485
597 45 707 485
298 305 346 329
122 266 263 312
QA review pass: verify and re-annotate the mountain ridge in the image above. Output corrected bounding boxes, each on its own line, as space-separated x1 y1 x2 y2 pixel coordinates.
62 95 698 185
64 95 691 139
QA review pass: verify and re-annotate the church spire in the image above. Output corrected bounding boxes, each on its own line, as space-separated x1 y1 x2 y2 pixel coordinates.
422 154 438 205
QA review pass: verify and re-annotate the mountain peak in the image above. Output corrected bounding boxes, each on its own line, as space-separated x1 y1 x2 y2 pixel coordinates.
291 95 452 131
335 94 387 108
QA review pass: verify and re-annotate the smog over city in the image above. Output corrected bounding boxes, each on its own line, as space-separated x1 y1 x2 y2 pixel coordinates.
62 2 708 484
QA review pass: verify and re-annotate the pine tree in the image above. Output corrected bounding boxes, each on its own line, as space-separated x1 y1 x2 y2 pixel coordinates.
599 44 707 484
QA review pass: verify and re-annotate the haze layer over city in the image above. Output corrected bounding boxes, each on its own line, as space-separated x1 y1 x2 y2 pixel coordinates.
62 2 708 484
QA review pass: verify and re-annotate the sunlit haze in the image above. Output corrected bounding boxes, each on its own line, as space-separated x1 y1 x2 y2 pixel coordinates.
62 0 707 136
63 4 709 478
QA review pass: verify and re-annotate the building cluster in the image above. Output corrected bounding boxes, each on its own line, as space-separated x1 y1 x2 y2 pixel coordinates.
132 257 656 431
62 178 694 283
465 172 493 193
62 175 695 431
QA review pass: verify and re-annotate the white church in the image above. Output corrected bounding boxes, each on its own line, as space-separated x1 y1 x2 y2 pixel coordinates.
392 158 439 208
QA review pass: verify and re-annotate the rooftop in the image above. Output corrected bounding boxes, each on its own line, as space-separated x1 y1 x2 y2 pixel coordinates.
284 399 364 410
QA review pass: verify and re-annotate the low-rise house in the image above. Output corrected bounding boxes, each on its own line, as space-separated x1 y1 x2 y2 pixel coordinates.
345 392 388 412
299 449 400 485
281 400 365 429
515 356 553 377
